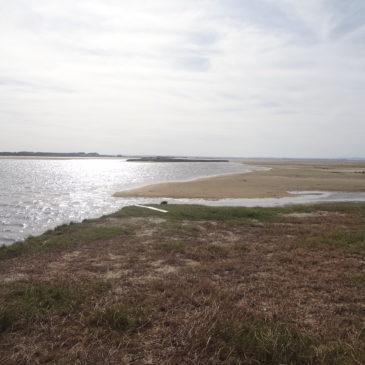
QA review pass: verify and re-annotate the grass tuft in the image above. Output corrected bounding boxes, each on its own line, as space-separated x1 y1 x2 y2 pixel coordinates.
0 282 81 332
206 244 228 257
158 241 187 253
89 305 146 332
216 320 316 364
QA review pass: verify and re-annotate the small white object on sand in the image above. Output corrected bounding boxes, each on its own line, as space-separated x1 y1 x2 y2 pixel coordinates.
135 204 168 213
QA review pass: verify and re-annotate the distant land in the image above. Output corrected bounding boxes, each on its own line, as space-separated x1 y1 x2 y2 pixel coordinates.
0 152 123 158
0 152 229 162
127 157 229 162
1 152 364 162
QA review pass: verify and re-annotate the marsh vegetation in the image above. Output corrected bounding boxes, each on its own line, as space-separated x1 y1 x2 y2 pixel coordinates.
0 203 364 364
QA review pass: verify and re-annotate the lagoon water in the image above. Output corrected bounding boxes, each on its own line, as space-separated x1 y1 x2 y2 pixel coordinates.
0 158 258 245
2 158 365 246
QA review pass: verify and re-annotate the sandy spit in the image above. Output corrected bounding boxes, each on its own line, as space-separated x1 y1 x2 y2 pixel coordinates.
114 160 365 199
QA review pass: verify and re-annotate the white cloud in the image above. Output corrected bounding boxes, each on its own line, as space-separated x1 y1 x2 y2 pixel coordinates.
0 0 364 157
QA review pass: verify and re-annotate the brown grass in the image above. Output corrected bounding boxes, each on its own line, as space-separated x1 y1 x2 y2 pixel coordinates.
0 204 364 364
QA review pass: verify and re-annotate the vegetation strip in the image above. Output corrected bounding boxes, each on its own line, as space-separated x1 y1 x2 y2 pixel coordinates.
0 202 364 364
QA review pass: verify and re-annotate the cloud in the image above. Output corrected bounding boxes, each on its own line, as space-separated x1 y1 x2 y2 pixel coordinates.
0 0 364 157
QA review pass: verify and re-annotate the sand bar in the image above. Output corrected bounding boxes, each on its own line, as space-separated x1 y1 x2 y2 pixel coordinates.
114 160 365 199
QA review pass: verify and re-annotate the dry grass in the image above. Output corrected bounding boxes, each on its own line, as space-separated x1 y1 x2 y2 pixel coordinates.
0 203 364 364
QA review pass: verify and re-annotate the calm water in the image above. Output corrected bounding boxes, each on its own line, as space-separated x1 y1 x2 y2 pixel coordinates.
0 158 258 245
2 158 365 246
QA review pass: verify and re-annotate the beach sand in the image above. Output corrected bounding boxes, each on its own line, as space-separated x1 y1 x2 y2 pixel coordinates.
114 160 365 199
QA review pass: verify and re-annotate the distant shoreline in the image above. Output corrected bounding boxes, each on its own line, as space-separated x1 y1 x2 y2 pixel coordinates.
0 152 122 158
0 156 124 160
126 157 229 163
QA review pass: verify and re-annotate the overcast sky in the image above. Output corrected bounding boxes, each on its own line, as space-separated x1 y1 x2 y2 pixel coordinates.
1 0 364 157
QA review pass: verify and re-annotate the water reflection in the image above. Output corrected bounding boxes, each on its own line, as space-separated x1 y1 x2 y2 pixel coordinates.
2 159 365 246
0 158 258 245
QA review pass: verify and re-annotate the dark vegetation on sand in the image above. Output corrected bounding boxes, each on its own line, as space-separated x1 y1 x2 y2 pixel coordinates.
0 203 364 364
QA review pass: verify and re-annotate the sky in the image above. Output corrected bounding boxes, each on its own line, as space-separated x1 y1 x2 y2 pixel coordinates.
1 0 365 158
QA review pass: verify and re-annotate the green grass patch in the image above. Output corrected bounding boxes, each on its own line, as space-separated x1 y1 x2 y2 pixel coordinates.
158 221 200 236
89 305 146 332
114 202 365 222
206 244 228 257
4 202 365 261
276 202 365 217
0 226 134 260
215 320 358 365
76 226 134 240
345 274 365 288
114 204 278 222
162 205 278 222
158 241 187 253
298 228 365 255
0 282 82 332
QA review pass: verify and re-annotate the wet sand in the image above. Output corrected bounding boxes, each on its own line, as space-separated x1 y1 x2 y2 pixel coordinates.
114 160 365 199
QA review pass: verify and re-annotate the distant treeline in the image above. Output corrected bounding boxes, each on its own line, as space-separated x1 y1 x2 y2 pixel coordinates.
0 152 124 158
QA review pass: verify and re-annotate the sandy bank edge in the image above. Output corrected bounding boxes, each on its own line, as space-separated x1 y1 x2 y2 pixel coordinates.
113 161 365 200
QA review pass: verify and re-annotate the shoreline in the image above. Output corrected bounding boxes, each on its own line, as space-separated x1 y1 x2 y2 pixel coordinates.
0 156 126 160
114 160 365 199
